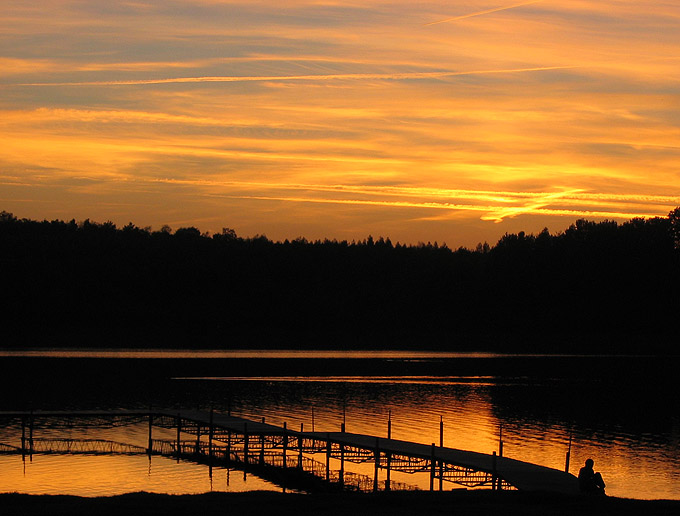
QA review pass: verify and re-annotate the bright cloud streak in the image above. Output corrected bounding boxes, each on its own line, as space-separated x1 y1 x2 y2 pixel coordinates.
147 178 677 222
424 0 544 26
215 194 663 222
16 66 578 87
154 178 680 208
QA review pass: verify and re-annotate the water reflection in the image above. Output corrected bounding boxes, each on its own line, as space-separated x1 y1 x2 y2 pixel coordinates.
180 376 500 385
0 353 678 499
181 375 679 499
0 418 285 496
0 453 279 496
0 350 520 359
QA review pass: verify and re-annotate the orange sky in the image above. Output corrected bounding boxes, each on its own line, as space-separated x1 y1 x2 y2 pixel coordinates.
1 0 679 246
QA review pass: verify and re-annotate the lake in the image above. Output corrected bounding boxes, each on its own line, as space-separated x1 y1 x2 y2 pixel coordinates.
0 350 678 500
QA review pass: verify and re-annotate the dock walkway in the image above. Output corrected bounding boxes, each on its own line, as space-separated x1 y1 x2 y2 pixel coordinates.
0 409 579 494
308 431 578 494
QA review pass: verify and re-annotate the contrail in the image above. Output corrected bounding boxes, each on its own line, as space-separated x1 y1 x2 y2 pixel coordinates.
425 0 543 26
17 65 575 86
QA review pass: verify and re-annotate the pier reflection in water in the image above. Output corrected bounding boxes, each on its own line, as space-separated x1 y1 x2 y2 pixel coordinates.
0 417 283 496
0 352 678 500
185 374 680 500
0 453 280 496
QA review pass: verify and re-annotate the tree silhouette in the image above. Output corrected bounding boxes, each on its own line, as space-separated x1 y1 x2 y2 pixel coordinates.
0 209 678 353
669 207 680 249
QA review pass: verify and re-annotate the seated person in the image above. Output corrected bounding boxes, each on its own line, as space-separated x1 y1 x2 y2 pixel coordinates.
578 458 606 495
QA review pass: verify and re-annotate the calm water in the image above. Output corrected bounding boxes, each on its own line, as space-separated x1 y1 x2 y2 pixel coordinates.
0 350 678 499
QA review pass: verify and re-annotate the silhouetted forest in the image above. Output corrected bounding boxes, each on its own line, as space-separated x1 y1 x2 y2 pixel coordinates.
1 209 679 353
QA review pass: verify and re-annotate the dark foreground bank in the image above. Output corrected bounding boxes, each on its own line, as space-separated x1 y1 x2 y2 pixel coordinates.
2 491 680 516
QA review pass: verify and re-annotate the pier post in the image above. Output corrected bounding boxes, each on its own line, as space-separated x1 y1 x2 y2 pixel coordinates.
298 423 303 469
440 415 443 448
499 424 503 458
312 406 315 432
147 412 153 455
385 410 392 490
340 442 345 489
21 416 26 456
243 423 249 464
429 443 435 491
195 424 201 455
176 413 181 462
209 408 214 464
492 451 498 491
29 410 34 457
325 434 331 482
565 433 572 473
282 422 288 469
439 416 444 491
439 461 443 491
342 402 346 431
259 418 265 465
374 437 380 492
260 431 265 466
227 430 232 463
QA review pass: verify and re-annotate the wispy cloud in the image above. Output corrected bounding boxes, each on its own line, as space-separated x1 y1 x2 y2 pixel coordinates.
215 193 664 222
175 180 680 207
1 55 415 76
147 178 676 222
16 66 577 87
424 0 544 26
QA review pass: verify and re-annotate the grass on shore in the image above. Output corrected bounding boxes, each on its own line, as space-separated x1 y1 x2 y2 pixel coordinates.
2 490 680 516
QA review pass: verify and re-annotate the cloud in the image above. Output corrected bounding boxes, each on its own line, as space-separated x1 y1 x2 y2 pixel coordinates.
424 0 544 26
214 193 665 222
146 178 677 222
16 66 578 86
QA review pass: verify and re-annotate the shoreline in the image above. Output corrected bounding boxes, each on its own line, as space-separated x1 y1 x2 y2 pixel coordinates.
2 491 680 516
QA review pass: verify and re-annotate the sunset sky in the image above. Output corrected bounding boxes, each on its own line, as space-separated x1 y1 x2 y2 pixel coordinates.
2 0 679 246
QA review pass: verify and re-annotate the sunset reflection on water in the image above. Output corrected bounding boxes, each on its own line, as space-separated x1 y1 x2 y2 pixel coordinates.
0 454 279 496
0 353 678 499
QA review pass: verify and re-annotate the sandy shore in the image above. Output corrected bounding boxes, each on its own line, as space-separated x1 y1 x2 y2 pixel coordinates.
2 491 680 516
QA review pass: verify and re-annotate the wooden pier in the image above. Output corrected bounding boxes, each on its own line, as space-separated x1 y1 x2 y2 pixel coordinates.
0 410 579 494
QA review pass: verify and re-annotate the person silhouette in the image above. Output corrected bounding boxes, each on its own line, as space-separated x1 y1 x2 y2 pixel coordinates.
578 458 606 495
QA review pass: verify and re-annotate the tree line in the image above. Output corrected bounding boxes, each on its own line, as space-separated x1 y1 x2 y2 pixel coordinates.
1 209 678 353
